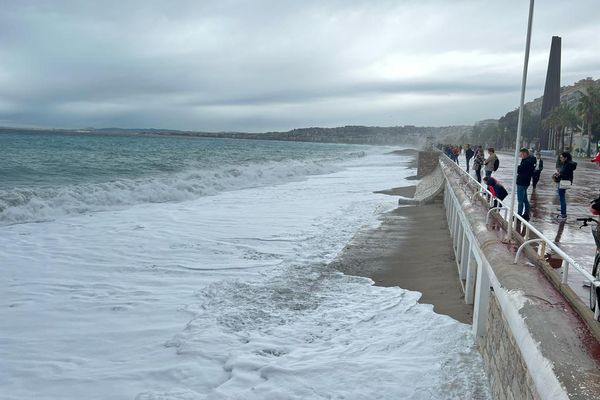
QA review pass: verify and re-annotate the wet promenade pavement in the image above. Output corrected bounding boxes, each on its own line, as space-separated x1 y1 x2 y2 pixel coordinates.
461 152 600 303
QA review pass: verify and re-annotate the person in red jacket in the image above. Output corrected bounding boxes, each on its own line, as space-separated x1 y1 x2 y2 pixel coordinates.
483 176 508 207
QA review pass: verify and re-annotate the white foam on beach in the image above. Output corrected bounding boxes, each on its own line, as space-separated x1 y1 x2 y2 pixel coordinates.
0 151 490 399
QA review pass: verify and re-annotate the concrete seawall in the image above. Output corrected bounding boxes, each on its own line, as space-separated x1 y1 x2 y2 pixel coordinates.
416 151 600 400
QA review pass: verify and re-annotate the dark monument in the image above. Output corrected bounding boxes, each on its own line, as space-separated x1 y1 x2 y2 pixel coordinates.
539 36 561 149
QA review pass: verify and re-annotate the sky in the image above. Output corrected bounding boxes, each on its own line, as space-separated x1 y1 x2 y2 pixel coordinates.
0 0 599 132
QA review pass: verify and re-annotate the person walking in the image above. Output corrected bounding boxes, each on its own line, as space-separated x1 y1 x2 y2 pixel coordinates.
472 148 484 183
483 148 498 178
516 148 536 221
532 151 544 189
554 152 577 221
452 145 460 164
465 144 474 172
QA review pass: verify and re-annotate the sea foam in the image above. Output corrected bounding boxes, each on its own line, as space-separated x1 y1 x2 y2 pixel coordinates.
0 150 490 399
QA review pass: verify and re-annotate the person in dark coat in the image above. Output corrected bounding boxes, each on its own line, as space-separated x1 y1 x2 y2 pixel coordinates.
472 148 484 183
516 148 536 221
532 151 544 189
554 152 577 220
465 144 474 172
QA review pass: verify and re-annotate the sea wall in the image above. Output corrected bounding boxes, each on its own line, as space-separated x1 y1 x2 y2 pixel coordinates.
481 293 538 400
438 159 551 400
418 152 600 400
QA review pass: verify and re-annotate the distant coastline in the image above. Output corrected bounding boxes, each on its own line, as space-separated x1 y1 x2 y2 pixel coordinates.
0 124 471 146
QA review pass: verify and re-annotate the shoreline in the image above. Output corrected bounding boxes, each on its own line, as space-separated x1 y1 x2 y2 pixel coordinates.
332 187 472 324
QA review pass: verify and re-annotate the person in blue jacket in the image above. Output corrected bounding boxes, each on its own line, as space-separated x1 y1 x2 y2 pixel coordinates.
516 148 536 221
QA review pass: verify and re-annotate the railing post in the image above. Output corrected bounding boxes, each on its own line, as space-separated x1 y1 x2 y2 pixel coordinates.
473 260 491 338
561 259 569 284
538 241 546 257
465 249 477 304
450 203 456 237
456 225 463 261
460 232 469 279
444 186 448 209
454 222 459 253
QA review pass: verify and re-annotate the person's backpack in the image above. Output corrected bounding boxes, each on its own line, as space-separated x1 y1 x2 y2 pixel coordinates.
495 184 508 200
493 158 500 171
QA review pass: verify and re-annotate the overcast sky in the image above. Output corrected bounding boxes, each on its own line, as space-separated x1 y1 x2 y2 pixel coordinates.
1 0 599 132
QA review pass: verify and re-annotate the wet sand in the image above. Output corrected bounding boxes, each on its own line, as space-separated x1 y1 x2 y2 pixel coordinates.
374 186 416 197
388 149 419 156
333 194 472 324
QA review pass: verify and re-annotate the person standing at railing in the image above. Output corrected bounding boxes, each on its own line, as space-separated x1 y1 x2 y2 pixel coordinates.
472 148 484 183
532 151 544 189
464 144 474 172
483 176 508 208
483 148 498 178
516 148 536 221
553 151 577 221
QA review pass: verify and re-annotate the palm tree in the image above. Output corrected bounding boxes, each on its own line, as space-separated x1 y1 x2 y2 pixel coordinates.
577 85 600 157
561 106 578 151
542 109 559 150
542 104 578 153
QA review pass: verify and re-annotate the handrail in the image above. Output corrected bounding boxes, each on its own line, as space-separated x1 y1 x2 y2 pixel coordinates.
441 167 577 398
438 153 598 292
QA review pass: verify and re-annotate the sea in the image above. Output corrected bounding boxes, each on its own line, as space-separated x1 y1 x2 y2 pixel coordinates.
0 131 490 399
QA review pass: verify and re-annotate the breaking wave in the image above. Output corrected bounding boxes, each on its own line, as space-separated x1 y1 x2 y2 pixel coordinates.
0 155 363 225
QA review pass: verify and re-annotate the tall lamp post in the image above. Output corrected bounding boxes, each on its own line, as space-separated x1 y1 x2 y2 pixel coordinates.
506 0 535 242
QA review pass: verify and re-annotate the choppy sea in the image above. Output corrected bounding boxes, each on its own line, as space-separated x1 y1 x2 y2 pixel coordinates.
0 131 490 399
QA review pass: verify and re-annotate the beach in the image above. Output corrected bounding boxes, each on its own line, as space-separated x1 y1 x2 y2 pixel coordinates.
0 134 489 399
333 184 473 324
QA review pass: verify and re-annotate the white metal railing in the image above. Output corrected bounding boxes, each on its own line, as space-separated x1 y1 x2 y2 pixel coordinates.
442 174 490 337
442 172 571 399
439 153 600 321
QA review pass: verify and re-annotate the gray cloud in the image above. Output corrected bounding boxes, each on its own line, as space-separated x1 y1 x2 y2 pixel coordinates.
0 0 599 131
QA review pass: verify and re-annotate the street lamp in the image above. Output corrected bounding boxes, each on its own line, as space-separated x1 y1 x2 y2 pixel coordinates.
506 0 535 242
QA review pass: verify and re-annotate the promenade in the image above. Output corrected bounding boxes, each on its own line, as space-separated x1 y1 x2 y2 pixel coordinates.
336 150 600 398
465 152 600 303
443 153 600 399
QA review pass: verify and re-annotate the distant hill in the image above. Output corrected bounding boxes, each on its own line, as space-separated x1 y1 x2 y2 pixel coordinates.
0 124 472 146
185 125 472 145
